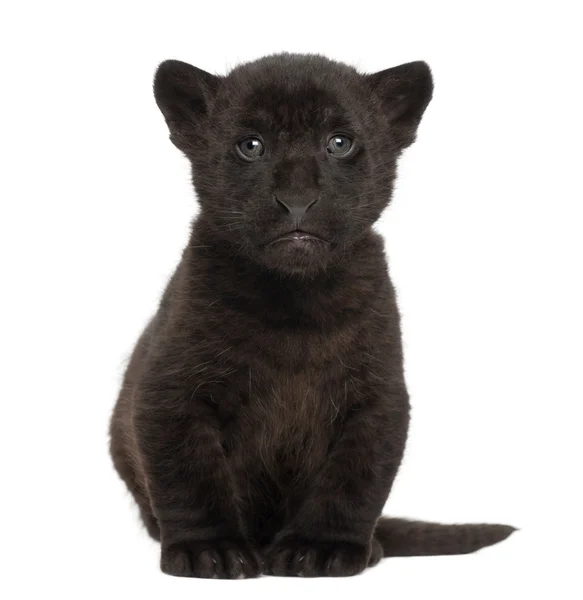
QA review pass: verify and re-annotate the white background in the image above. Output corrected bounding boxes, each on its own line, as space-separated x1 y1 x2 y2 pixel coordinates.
1 1 582 598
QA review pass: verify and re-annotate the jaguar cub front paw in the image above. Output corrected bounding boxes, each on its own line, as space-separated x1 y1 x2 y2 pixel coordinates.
266 539 370 577
161 539 262 579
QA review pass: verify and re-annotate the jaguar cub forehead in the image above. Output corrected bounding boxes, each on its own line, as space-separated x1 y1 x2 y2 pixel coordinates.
231 88 350 136
220 54 359 132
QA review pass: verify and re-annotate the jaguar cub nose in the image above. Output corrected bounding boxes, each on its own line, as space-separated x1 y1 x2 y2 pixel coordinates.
273 194 319 227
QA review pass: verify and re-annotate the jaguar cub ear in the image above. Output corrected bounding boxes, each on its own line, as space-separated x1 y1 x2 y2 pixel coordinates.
153 60 220 149
366 61 433 149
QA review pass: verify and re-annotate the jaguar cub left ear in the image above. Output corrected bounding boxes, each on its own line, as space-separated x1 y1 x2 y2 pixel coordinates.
366 61 433 149
153 59 221 152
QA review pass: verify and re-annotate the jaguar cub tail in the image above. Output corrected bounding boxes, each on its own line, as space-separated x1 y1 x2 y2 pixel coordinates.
375 517 516 557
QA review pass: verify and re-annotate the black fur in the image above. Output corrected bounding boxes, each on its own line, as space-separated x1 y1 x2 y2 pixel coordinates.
110 53 515 579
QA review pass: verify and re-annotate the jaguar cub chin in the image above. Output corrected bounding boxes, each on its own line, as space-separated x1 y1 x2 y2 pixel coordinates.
109 53 515 579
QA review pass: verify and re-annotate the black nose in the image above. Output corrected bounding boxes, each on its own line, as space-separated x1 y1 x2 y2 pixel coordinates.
274 193 319 227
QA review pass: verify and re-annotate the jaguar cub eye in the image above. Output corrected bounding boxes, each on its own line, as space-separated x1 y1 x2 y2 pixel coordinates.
236 137 265 161
327 135 353 157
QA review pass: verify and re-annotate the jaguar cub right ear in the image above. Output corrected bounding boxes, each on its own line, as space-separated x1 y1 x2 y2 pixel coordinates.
366 61 433 150
153 60 221 150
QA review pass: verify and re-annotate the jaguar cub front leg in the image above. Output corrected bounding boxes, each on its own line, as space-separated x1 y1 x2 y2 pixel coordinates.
135 383 262 579
266 387 408 577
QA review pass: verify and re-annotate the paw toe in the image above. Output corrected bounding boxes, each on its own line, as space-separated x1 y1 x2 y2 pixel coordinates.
161 540 262 579
267 540 369 577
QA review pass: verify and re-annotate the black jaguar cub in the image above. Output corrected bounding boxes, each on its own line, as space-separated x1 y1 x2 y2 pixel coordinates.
110 53 514 579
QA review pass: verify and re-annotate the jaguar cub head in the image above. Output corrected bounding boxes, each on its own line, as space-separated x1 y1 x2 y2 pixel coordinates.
154 53 432 276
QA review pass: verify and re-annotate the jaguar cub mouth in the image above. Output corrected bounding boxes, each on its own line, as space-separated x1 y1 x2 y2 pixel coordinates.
267 230 329 246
